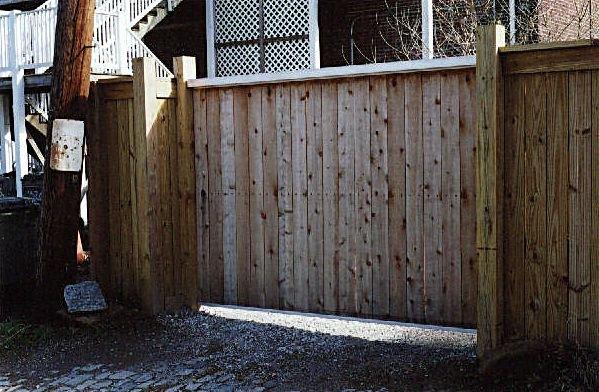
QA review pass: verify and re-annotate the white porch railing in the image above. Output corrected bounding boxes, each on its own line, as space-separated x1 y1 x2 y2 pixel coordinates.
0 0 173 77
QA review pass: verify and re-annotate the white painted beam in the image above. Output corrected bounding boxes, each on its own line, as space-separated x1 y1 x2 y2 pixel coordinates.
0 96 12 174
12 69 27 197
509 0 517 44
206 0 216 78
421 0 434 59
309 0 320 69
188 56 476 89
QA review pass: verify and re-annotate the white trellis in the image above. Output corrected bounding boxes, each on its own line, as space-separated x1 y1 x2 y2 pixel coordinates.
207 0 320 77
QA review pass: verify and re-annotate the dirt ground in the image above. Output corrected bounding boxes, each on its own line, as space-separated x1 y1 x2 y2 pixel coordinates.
0 305 597 391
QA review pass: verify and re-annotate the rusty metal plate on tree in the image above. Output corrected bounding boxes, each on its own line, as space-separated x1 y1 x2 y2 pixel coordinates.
50 119 84 172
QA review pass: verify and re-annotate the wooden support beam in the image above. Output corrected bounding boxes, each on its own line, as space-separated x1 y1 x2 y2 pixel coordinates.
173 56 198 308
421 0 434 59
476 24 506 359
132 57 159 313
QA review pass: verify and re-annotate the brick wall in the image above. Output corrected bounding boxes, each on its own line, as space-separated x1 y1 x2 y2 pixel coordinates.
537 0 598 41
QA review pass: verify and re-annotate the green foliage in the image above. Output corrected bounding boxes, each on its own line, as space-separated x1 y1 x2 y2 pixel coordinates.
0 321 52 351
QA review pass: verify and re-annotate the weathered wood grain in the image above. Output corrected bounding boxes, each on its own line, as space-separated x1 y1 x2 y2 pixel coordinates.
354 77 372 316
276 84 294 310
370 76 390 318
234 88 250 306
423 74 442 323
307 82 324 312
337 80 356 314
249 86 266 307
405 73 425 322
262 85 279 309
524 73 547 341
220 89 237 305
440 72 461 325
387 75 407 320
545 72 569 343
322 81 339 313
291 83 309 311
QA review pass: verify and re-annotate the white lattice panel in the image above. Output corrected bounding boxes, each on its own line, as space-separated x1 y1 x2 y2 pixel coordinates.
217 44 261 77
263 0 309 38
264 40 311 73
214 0 261 43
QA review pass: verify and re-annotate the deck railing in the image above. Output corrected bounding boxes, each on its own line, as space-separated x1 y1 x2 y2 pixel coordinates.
0 1 173 77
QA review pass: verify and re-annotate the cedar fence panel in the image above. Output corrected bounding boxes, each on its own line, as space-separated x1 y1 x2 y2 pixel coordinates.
477 26 599 359
192 68 478 327
88 57 197 313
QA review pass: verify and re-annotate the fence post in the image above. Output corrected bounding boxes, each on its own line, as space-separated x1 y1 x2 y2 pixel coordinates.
476 24 506 359
173 56 198 309
132 57 159 313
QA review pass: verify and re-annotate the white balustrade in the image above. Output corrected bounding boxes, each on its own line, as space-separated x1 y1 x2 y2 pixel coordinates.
0 0 174 77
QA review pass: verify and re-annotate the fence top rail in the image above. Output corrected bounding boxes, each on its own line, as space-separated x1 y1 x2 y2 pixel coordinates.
499 39 599 54
187 56 476 89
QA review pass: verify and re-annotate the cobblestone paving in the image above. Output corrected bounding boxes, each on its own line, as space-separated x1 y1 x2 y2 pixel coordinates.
0 361 267 391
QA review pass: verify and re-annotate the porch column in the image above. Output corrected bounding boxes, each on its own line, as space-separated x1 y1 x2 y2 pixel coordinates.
421 0 433 59
9 10 27 196
0 96 12 174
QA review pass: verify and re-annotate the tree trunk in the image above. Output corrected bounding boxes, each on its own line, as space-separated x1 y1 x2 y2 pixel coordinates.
38 0 96 305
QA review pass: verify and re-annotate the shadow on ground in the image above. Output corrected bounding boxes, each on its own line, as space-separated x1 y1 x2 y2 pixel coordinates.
0 305 597 391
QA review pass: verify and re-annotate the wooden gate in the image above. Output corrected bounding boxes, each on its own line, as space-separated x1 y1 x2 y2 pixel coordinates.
191 63 479 327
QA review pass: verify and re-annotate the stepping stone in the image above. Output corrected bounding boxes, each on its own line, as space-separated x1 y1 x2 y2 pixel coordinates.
64 281 107 314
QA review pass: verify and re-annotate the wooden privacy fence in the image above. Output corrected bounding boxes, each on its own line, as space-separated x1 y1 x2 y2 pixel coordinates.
477 26 599 358
88 57 197 313
191 67 478 327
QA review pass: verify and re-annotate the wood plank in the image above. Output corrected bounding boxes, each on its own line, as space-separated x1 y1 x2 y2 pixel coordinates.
370 75 390 317
291 83 309 311
117 99 133 303
524 74 548 341
174 57 198 308
87 84 111 297
322 80 339 313
387 75 407 320
307 82 324 312
220 89 237 305
160 99 176 308
262 85 279 309
475 25 505 356
592 71 599 349
276 84 294 310
234 88 251 306
132 58 158 312
127 99 140 304
440 72 461 325
354 77 372 316
545 72 569 343
207 89 224 303
459 70 478 327
503 75 526 342
193 89 210 302
106 100 122 299
422 73 442 323
249 86 266 307
568 71 592 345
404 73 425 322
502 45 599 75
337 80 356 314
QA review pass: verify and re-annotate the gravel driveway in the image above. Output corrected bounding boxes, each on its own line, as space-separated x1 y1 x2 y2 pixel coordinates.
0 305 596 391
